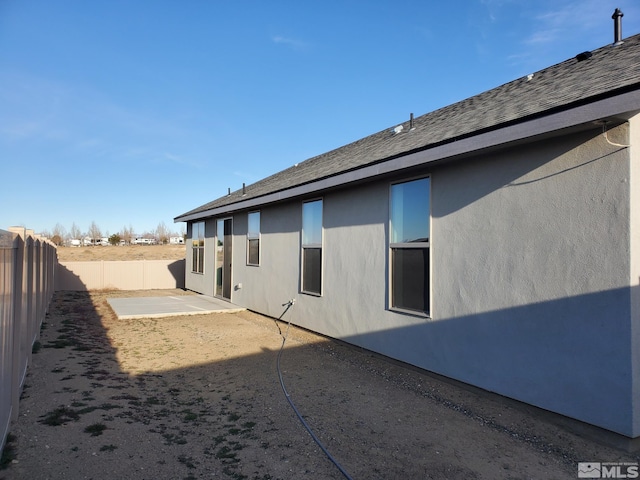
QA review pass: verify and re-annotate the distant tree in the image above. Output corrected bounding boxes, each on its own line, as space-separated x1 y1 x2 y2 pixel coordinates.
52 223 66 238
70 223 82 246
51 223 66 246
121 225 133 245
156 221 169 245
88 221 101 245
108 233 121 246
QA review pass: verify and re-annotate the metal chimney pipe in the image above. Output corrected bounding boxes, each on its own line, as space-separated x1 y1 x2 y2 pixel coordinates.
410 113 414 130
242 183 246 195
612 8 624 46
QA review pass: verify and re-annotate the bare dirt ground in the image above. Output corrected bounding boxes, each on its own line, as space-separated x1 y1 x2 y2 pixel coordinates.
56 244 186 262
2 288 639 480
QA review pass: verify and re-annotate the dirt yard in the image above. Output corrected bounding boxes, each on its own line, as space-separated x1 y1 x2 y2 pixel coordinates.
2 290 639 479
56 244 186 262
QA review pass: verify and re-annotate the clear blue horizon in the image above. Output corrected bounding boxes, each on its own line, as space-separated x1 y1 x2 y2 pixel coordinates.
1 0 638 238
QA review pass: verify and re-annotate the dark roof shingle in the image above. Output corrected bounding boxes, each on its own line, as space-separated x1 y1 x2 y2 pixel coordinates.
177 33 640 221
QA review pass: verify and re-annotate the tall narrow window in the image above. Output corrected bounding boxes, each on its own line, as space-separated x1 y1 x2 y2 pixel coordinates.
247 211 260 266
191 221 205 273
216 218 232 299
390 178 430 313
302 199 322 295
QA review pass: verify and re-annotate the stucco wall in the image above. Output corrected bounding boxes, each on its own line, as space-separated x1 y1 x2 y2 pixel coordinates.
231 203 302 315
429 125 633 436
319 125 632 436
629 114 640 437
186 122 637 436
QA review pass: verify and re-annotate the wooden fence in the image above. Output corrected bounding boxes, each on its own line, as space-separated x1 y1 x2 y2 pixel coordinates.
2 231 185 457
56 259 185 291
0 228 56 455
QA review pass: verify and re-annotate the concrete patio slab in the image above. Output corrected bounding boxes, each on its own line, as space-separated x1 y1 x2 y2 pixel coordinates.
107 294 245 319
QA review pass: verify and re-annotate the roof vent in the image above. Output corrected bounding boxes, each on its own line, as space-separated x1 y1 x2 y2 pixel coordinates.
612 8 624 46
575 51 593 61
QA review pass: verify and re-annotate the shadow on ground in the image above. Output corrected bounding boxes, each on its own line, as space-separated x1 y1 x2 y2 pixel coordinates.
2 290 639 480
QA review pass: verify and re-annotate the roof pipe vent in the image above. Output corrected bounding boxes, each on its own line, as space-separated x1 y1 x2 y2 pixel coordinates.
242 183 246 196
410 113 414 131
612 8 624 46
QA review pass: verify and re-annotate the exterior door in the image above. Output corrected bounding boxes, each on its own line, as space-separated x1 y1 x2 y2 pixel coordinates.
215 218 232 300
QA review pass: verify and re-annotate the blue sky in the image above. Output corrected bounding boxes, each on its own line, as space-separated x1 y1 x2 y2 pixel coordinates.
1 0 638 238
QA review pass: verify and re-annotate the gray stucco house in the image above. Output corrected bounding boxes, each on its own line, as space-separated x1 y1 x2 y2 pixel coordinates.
176 32 640 439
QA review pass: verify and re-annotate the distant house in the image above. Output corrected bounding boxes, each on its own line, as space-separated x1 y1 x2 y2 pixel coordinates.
132 237 156 245
175 33 640 439
169 236 185 245
81 237 109 246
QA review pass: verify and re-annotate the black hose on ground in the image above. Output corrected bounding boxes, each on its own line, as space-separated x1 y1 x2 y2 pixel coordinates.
275 300 354 480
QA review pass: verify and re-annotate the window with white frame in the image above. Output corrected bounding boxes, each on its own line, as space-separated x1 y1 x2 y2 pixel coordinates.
191 221 205 273
390 177 430 313
247 211 260 266
302 199 322 295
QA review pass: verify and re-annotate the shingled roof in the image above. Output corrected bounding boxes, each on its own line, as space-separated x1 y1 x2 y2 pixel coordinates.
176 33 640 222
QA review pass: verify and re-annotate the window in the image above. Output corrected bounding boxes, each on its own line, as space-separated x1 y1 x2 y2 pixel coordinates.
191 221 205 273
302 199 322 295
216 218 232 298
247 211 260 266
390 178 430 313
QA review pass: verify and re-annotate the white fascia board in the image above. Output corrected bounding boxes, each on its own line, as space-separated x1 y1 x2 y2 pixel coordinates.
175 90 640 223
